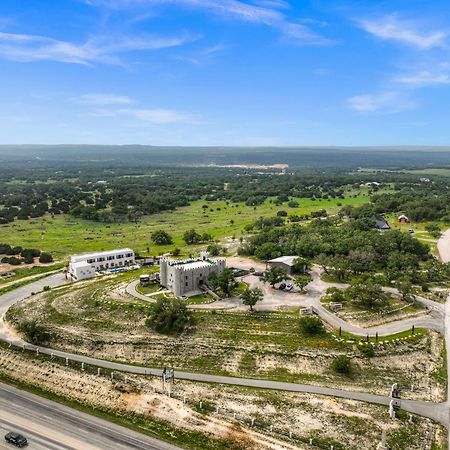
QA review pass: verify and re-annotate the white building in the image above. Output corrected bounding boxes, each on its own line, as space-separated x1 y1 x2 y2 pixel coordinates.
68 248 135 281
268 256 299 275
160 252 225 297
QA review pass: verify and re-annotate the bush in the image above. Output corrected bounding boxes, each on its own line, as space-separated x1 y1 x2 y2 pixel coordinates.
7 257 22 266
17 320 52 345
331 355 351 374
206 243 222 256
151 230 173 246
359 345 375 358
39 252 53 263
146 298 193 335
299 316 324 335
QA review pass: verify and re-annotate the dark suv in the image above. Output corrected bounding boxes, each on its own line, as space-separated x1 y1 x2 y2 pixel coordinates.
5 432 28 447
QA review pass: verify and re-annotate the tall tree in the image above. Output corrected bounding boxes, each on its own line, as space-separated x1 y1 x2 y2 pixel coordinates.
241 287 263 311
261 266 287 287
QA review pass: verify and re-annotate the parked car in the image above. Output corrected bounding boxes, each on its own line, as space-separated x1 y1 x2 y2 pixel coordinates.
284 283 293 291
279 283 286 290
5 432 28 447
408 229 414 234
253 271 263 277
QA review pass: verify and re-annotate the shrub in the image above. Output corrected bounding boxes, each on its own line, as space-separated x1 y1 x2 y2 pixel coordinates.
17 320 52 346
146 298 193 335
39 252 53 263
359 345 375 358
299 316 324 335
151 230 173 246
331 355 351 374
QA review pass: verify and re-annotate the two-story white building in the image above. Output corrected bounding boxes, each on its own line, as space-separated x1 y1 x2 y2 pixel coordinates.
68 248 135 281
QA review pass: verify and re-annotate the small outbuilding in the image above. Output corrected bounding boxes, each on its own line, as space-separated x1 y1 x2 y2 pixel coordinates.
398 214 409 223
372 215 390 232
267 256 299 275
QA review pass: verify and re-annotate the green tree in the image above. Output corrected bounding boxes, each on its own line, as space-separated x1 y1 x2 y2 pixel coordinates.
146 298 193 335
346 281 388 309
206 243 222 256
425 224 441 239
325 287 346 303
183 229 202 245
295 274 312 292
261 266 287 287
292 257 308 274
331 355 351 374
299 316 324 335
395 276 414 302
208 269 237 297
241 287 263 311
39 252 53 263
151 230 173 246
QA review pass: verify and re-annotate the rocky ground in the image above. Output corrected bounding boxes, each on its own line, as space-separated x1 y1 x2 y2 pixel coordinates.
6 277 447 402
0 344 445 450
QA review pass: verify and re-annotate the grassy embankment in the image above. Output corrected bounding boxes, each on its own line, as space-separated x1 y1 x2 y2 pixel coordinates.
6 273 434 393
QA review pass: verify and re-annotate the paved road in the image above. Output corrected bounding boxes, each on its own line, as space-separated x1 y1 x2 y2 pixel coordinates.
1 270 449 435
437 230 450 444
0 382 180 450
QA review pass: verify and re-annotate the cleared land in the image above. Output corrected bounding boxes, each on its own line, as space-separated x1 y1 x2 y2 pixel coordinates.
0 342 446 450
0 191 374 260
6 273 446 402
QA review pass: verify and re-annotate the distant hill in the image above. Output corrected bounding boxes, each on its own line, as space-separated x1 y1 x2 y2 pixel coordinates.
1 145 450 169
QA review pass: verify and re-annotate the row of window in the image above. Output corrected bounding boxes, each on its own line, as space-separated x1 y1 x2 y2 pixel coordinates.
86 253 133 264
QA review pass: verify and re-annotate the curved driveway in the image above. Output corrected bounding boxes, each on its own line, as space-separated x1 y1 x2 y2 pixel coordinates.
0 272 448 428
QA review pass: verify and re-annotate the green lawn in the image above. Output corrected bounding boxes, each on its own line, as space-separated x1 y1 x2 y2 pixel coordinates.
0 191 374 260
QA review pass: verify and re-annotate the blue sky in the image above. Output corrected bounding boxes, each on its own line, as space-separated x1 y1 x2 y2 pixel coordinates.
0 0 450 146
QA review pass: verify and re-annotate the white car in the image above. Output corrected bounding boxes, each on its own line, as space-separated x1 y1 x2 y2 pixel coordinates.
284 283 293 291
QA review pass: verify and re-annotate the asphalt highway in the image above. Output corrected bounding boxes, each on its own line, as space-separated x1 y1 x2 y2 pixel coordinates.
0 268 449 445
0 382 181 450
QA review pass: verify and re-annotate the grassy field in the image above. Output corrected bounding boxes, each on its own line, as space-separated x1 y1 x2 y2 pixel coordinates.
0 190 374 260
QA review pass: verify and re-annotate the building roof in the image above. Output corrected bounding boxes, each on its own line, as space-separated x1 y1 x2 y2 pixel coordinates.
71 248 133 262
372 215 390 230
398 214 409 219
166 257 219 270
268 256 298 266
70 261 93 270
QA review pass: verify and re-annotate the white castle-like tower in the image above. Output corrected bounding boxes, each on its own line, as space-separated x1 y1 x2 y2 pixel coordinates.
160 252 225 297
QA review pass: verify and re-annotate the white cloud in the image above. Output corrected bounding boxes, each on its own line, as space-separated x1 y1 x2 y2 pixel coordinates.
347 91 415 113
85 0 332 45
122 108 197 124
357 14 447 49
0 30 198 65
72 93 134 105
89 107 199 124
393 70 450 87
